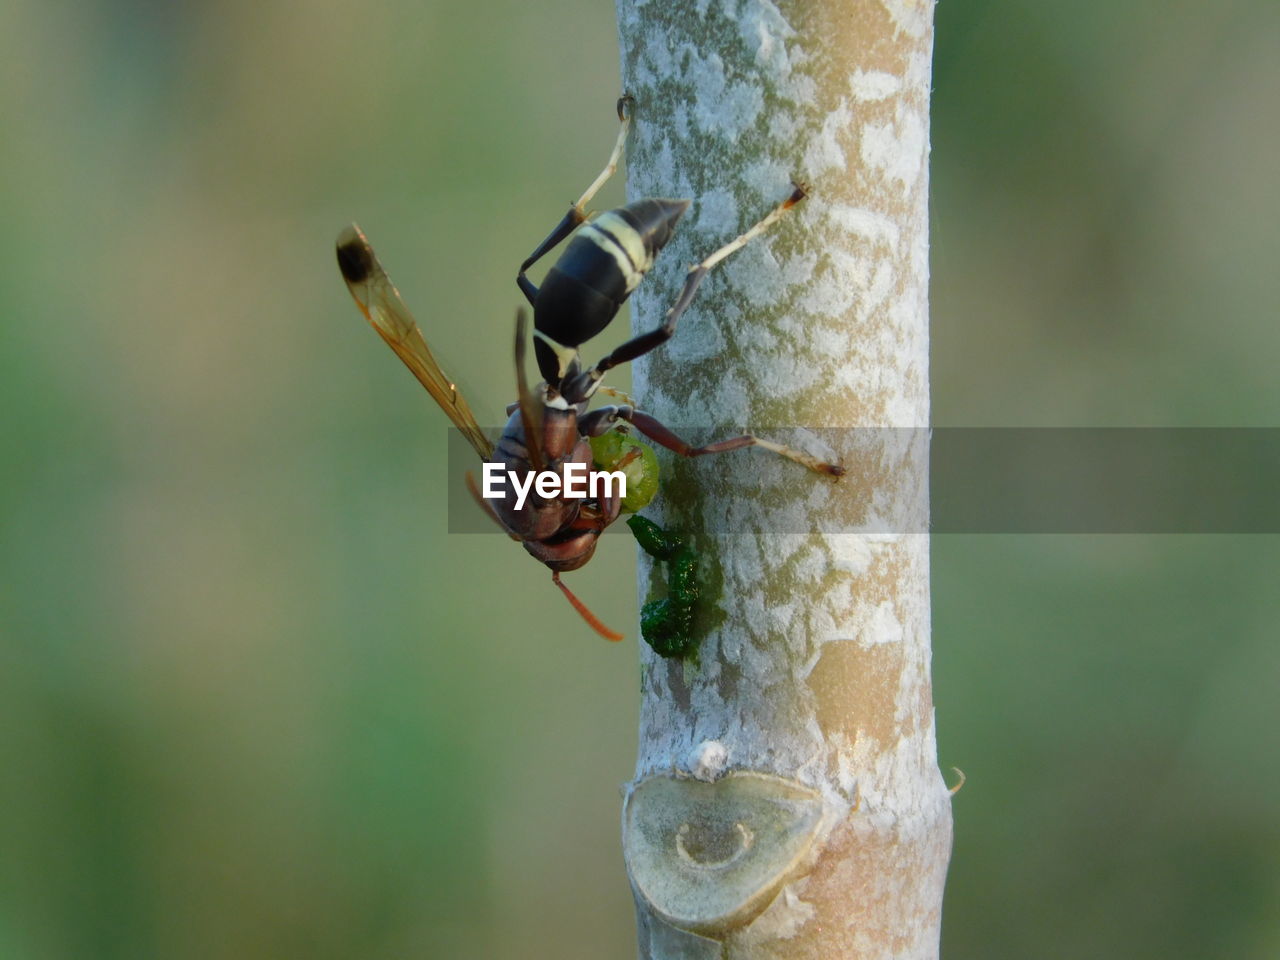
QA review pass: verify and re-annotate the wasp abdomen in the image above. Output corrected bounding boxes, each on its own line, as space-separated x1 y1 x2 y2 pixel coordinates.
534 198 690 356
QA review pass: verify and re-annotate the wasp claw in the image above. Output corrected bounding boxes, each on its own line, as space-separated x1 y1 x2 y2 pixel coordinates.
786 179 810 207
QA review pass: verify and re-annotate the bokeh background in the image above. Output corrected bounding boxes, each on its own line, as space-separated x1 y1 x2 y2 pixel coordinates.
2 0 1276 957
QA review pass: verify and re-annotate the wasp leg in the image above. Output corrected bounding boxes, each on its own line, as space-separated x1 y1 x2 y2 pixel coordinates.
577 406 625 438
569 183 807 397
573 94 633 212
517 95 634 305
579 404 844 478
595 384 638 407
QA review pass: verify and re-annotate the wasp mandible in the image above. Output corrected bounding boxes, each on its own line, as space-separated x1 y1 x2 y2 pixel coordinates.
337 96 842 642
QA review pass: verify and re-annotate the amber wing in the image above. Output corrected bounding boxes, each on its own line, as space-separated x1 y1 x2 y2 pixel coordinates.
336 224 493 461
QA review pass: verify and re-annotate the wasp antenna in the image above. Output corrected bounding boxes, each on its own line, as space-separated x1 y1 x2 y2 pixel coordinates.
552 572 624 642
513 309 546 471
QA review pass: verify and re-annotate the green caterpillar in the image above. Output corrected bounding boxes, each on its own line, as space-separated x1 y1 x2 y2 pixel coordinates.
626 515 702 660
590 430 703 658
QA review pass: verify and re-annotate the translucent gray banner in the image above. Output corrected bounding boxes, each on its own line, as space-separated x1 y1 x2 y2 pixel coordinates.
445 428 1280 534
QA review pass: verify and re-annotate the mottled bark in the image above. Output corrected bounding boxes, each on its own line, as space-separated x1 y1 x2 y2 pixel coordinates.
615 1 949 957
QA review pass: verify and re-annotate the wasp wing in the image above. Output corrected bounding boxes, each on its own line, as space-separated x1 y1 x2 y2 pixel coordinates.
336 224 493 461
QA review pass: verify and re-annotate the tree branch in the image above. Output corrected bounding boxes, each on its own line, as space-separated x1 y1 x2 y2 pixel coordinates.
615 1 949 957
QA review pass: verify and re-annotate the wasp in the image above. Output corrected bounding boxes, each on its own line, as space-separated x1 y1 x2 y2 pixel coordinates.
336 96 842 642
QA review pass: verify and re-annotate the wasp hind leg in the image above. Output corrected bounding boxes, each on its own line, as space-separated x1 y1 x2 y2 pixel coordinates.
573 95 634 213
517 95 634 305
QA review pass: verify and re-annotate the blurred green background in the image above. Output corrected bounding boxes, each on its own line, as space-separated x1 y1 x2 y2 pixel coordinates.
1 0 1276 957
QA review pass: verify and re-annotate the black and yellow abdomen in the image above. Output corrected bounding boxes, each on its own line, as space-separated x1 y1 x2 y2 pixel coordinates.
533 198 690 362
